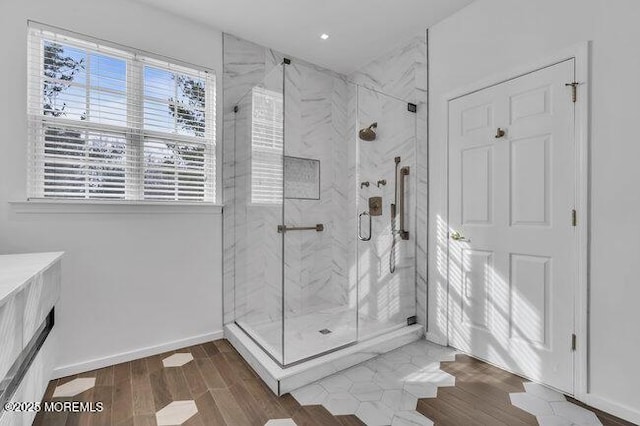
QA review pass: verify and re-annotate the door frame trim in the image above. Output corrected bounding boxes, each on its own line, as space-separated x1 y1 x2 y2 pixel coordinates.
438 42 590 400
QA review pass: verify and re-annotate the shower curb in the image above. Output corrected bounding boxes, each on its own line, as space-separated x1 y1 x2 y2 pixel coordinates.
224 323 424 395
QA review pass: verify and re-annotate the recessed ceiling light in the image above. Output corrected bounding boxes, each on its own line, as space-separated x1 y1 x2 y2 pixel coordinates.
320 33 329 40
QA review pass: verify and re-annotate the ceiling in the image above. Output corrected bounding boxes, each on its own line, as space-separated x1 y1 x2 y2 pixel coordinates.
132 0 474 74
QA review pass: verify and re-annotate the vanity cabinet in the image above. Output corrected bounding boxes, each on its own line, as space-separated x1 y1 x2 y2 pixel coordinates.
0 253 62 426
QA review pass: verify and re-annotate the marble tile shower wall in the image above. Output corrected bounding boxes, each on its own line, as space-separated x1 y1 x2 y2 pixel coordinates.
222 34 274 325
283 64 352 315
233 89 284 328
222 31 429 335
222 34 355 329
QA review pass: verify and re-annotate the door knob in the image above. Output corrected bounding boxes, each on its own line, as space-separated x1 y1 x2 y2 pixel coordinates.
495 128 506 138
450 231 470 242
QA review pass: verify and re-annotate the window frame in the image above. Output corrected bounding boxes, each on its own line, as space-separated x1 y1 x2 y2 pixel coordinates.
27 22 217 204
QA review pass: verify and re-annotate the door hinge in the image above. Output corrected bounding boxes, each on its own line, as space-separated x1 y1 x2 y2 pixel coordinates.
565 82 579 103
571 209 577 226
571 333 577 351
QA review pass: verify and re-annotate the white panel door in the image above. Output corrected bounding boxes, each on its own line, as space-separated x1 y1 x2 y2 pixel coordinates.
448 60 576 393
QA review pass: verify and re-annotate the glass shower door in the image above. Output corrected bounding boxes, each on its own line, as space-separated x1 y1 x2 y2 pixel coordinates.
356 85 417 340
234 64 285 364
282 63 358 365
233 63 417 366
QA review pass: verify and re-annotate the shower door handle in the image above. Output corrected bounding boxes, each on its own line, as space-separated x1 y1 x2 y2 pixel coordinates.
358 211 371 241
398 166 410 240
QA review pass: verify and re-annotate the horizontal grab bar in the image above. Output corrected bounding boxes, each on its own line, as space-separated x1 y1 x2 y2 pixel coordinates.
277 224 324 233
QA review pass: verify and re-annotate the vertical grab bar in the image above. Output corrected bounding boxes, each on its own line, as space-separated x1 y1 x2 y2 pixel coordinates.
358 211 371 241
390 203 397 274
391 156 401 238
398 166 410 240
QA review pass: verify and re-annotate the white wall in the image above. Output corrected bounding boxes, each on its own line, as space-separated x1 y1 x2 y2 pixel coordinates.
428 0 640 421
0 0 224 376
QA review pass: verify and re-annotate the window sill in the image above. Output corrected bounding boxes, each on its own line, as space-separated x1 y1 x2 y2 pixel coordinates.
9 199 223 215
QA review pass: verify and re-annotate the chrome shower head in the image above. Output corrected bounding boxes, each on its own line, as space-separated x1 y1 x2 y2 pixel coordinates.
359 122 377 141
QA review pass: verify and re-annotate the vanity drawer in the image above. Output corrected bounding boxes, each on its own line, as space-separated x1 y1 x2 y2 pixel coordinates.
23 262 61 346
0 294 24 384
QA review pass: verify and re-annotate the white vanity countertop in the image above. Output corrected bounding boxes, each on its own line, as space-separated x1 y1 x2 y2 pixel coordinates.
0 252 64 305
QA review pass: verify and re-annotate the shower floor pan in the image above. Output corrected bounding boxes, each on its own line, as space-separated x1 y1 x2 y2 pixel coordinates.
225 322 423 395
237 305 409 365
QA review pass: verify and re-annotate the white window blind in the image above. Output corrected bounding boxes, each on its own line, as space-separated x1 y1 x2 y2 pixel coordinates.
251 86 283 204
27 24 216 202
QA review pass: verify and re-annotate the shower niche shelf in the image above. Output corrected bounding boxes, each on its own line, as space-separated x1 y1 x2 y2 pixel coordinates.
284 156 320 200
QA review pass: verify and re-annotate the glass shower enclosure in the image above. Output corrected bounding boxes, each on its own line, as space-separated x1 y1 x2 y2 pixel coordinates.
232 60 416 366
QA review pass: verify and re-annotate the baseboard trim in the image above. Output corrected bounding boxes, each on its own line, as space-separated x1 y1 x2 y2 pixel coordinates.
52 330 224 379
425 331 447 346
580 394 640 425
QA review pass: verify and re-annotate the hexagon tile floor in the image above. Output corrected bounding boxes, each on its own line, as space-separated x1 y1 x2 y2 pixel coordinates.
291 339 457 425
290 340 635 426
33 338 635 425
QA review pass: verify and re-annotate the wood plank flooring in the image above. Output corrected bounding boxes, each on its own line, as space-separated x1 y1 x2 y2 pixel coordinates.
417 354 636 426
34 340 364 426
32 340 636 426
